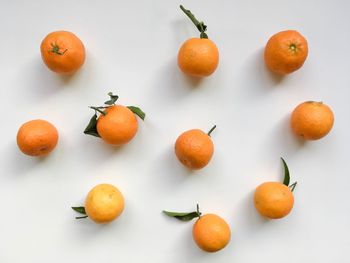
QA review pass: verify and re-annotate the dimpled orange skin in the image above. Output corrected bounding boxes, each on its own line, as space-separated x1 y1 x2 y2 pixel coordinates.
96 105 138 146
175 129 214 170
40 31 85 74
254 182 294 219
85 184 125 224
192 214 231 252
16 119 58 157
264 30 308 74
291 101 334 140
178 38 219 77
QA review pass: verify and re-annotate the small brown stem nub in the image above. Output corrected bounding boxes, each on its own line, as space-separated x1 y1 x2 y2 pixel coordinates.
207 125 217 136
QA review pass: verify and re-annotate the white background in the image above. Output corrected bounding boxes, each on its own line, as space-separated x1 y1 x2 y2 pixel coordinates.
0 0 349 262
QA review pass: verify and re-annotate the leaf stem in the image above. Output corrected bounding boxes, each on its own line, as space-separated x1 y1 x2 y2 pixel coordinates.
289 181 297 192
179 5 208 39
196 203 201 218
89 106 107 115
75 216 88 219
207 125 217 136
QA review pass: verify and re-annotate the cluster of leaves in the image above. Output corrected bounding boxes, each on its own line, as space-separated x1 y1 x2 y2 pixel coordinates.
72 206 88 219
84 92 145 137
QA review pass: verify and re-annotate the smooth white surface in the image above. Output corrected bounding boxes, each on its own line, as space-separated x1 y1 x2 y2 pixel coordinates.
0 0 349 262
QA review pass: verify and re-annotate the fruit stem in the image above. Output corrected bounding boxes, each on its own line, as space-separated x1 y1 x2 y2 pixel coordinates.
289 181 297 192
207 125 217 136
75 215 88 219
179 5 208 39
50 43 67 55
89 106 107 116
196 203 201 218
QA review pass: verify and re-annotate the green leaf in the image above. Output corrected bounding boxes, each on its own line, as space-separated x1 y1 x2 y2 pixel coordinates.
104 92 119 105
127 106 146 120
84 114 101 137
163 210 201 221
281 157 290 186
72 206 86 214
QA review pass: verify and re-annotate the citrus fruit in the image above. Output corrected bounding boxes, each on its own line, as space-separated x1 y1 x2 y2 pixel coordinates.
175 126 215 170
178 38 219 77
264 30 308 74
17 119 58 156
192 214 231 252
40 31 85 74
85 184 125 224
177 5 219 77
291 101 334 140
96 105 138 145
254 182 294 219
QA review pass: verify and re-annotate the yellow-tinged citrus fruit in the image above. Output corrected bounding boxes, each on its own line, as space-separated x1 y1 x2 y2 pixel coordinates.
85 184 124 223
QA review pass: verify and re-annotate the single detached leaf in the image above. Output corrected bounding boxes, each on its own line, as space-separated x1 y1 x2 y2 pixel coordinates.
72 206 86 214
104 92 119 105
281 157 290 186
163 210 201 221
127 106 146 120
84 114 101 137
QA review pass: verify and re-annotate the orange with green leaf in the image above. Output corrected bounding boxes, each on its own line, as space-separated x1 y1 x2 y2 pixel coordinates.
163 204 231 252
254 158 297 219
177 5 219 77
84 93 145 146
72 183 125 223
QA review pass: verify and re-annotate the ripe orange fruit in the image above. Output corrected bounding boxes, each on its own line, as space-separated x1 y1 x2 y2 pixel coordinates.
85 184 125 224
177 5 219 77
192 214 231 252
291 101 334 140
40 31 85 74
96 105 138 145
178 38 219 77
175 126 215 170
264 30 308 74
17 119 58 157
254 182 294 219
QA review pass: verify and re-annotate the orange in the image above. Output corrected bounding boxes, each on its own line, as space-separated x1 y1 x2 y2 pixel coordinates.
96 105 138 145
85 184 125 224
192 214 231 252
264 30 308 74
175 128 214 170
291 101 334 140
40 31 85 74
17 119 58 157
254 182 294 219
178 38 219 77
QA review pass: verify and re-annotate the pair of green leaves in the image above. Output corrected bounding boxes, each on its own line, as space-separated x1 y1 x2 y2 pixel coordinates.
72 206 88 219
84 92 146 137
281 157 297 192
180 5 208 39
163 204 202 222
